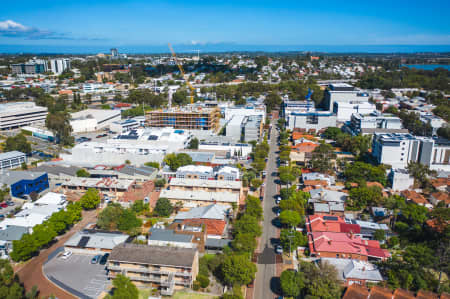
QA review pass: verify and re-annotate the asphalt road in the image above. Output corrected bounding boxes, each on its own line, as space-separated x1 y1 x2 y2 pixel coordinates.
254 122 281 299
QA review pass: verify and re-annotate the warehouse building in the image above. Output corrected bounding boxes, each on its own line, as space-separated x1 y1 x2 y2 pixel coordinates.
70 109 121 133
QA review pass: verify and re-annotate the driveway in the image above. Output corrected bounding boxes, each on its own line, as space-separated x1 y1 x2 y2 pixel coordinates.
254 121 282 299
15 210 98 299
44 253 110 299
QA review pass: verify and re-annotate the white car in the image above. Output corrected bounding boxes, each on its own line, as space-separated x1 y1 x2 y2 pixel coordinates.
275 245 283 255
61 251 72 260
275 196 281 204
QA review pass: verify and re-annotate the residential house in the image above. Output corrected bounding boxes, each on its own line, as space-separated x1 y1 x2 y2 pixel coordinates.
306 215 360 234
319 258 383 286
168 178 242 198
401 190 433 209
430 192 450 207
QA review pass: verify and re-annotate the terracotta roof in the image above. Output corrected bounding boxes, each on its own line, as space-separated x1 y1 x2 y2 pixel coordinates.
431 192 450 204
431 178 449 188
343 284 369 299
182 219 226 236
393 289 415 299
292 132 315 140
370 285 393 299
440 293 450 299
401 190 429 205
367 181 384 189
291 142 318 153
416 290 439 299
304 180 328 187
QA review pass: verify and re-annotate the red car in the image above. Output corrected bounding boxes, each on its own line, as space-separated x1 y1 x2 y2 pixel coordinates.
0 203 7 208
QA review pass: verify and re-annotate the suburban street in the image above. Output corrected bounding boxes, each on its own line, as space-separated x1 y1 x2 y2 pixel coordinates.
254 120 280 299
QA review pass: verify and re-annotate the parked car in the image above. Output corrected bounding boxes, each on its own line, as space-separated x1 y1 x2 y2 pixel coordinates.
61 251 72 260
275 245 283 255
275 196 281 204
91 254 102 264
0 214 4 220
99 253 109 265
0 203 7 208
275 208 281 217
7 201 14 206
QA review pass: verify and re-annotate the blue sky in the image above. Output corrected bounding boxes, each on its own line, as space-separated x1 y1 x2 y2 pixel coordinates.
1 0 449 47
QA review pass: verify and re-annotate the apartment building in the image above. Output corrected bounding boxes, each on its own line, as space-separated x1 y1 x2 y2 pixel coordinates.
241 115 263 142
372 133 450 171
286 110 337 132
0 151 26 170
108 244 198 296
146 107 220 132
169 178 242 197
159 189 239 208
49 58 71 75
176 165 214 180
11 59 48 75
0 102 48 130
224 104 266 121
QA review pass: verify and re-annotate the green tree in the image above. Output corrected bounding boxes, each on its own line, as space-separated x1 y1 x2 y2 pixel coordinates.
97 203 126 230
310 143 336 173
196 274 210 288
233 214 262 237
231 233 257 254
79 188 100 210
344 161 387 186
278 166 296 185
348 186 383 210
154 197 173 217
407 161 436 189
280 229 308 252
76 169 90 177
0 260 26 299
106 274 138 299
46 111 74 146
164 153 193 171
280 270 304 298
220 255 257 286
323 127 343 140
144 161 160 169
374 229 386 241
154 178 166 188
188 137 199 149
299 260 341 298
245 196 263 220
250 178 263 189
279 210 302 228
4 133 32 154
117 209 142 233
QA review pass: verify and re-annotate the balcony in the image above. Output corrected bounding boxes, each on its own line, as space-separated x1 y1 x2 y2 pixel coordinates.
108 265 192 278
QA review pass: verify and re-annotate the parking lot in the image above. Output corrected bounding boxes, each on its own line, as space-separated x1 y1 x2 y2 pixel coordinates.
43 252 111 299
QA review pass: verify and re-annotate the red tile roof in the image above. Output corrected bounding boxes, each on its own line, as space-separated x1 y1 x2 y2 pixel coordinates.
393 289 415 299
182 219 226 236
431 192 450 205
291 142 318 153
401 190 429 205
304 180 328 187
416 290 439 299
370 285 393 299
343 284 369 299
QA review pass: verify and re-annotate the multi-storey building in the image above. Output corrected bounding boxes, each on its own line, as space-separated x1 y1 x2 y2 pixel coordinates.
49 58 71 75
11 59 48 75
324 83 370 112
146 107 220 132
286 110 337 132
108 244 198 296
0 102 48 130
372 133 450 171
333 101 376 122
345 112 406 136
241 115 263 142
0 151 26 170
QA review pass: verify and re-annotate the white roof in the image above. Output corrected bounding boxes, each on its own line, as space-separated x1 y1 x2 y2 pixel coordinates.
34 192 66 206
0 151 26 160
321 258 383 282
71 109 120 122
217 166 240 176
177 165 213 173
169 178 242 189
61 177 134 190
0 214 47 230
160 189 239 203
175 204 229 220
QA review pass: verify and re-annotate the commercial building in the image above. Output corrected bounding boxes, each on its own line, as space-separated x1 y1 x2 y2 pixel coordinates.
21 126 55 142
372 133 450 171
49 58 71 75
324 83 370 112
420 114 447 136
61 177 134 193
159 189 239 208
0 151 27 170
61 128 191 166
282 100 315 118
0 102 48 130
109 119 140 134
345 112 406 136
70 109 121 133
64 230 129 254
108 244 198 295
286 110 337 132
169 178 242 197
0 226 28 256
11 59 48 75
198 141 252 158
333 102 376 123
224 104 266 121
176 165 214 180
0 171 49 198
389 169 414 191
147 106 220 132
241 115 263 142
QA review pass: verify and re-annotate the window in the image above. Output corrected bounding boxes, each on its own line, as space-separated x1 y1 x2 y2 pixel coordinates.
306 115 319 125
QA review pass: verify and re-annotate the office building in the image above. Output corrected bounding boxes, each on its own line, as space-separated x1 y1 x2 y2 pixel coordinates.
0 171 49 198
108 244 198 295
282 100 315 118
286 110 337 132
241 115 263 142
0 151 26 170
388 169 414 191
109 119 140 133
372 133 450 171
333 102 376 122
49 58 71 75
324 83 370 112
345 112 406 136
11 59 48 75
70 109 121 133
146 107 220 132
0 102 48 130
224 104 266 121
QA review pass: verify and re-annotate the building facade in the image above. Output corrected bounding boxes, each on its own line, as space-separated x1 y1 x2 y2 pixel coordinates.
286 111 337 132
49 58 71 75
147 107 220 132
324 83 370 112
0 151 26 170
0 102 48 130
345 112 405 136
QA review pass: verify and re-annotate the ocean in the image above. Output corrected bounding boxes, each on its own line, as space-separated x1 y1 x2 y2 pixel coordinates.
402 64 450 71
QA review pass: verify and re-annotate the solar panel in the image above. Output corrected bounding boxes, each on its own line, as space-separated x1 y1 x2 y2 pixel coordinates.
77 236 90 248
148 135 158 140
323 216 338 221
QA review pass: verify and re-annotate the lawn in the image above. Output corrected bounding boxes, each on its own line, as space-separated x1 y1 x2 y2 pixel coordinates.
172 292 217 299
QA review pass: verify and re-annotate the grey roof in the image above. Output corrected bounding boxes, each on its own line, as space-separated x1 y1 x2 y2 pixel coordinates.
31 164 81 177
0 151 26 161
205 238 231 248
64 230 129 250
175 204 229 220
0 225 28 241
118 165 157 177
109 243 197 267
309 188 348 203
320 258 383 282
313 202 344 213
313 203 330 213
148 228 193 243
361 128 409 134
0 171 47 185
179 151 215 163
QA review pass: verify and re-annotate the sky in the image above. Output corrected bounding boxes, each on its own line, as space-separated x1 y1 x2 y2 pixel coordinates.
1 0 449 52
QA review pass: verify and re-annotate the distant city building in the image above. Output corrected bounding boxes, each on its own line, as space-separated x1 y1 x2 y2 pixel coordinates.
372 133 450 171
0 102 48 130
110 48 119 59
11 59 48 75
286 110 337 132
49 58 71 75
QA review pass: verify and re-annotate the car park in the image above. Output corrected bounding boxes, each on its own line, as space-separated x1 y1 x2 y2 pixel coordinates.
61 251 73 260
